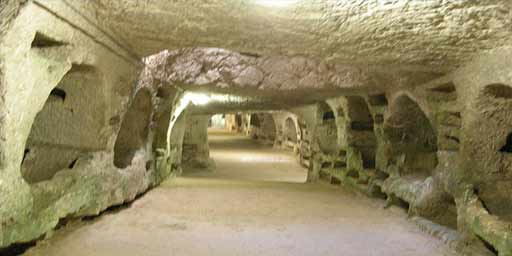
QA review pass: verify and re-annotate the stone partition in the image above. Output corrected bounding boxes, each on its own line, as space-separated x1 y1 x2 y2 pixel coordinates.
0 2 185 248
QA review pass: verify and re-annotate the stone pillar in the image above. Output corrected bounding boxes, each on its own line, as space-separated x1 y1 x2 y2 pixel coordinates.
182 115 214 169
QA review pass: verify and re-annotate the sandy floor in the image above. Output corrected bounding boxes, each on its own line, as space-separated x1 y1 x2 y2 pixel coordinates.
185 130 308 183
24 131 456 256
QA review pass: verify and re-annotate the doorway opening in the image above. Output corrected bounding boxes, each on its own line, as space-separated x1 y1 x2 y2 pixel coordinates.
182 112 308 183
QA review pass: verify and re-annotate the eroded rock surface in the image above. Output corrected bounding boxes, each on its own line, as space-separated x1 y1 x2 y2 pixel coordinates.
1 1 512 255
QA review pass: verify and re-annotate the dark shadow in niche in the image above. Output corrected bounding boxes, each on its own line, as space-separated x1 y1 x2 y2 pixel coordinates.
321 162 331 169
363 158 376 169
445 135 460 144
113 89 152 169
31 32 67 48
239 51 262 58
484 83 512 99
49 88 66 102
0 240 38 256
368 94 388 106
396 197 410 212
22 149 30 165
334 161 346 169
250 114 260 127
474 188 493 214
429 82 456 93
499 133 512 153
330 176 341 185
350 121 374 131
156 87 171 98
346 169 359 179
323 111 335 121
146 160 153 171
68 158 78 169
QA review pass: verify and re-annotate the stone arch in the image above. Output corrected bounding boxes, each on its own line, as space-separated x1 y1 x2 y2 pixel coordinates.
464 82 512 221
317 102 338 154
21 65 106 183
250 113 277 142
383 94 438 176
113 89 153 169
250 113 261 127
262 114 277 141
209 114 226 129
284 117 299 143
152 87 179 152
235 114 242 127
483 83 512 99
346 96 377 169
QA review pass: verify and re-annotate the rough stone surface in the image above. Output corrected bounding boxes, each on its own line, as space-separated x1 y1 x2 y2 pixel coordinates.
92 0 512 73
1 0 512 255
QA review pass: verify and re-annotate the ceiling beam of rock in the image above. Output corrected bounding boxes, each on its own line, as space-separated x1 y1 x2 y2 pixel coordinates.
142 47 441 112
92 0 512 73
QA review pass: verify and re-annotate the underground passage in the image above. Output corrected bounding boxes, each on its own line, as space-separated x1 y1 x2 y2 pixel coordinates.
1 1 512 255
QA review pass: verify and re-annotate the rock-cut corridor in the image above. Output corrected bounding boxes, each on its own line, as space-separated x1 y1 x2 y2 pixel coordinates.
1 0 512 255
23 131 455 256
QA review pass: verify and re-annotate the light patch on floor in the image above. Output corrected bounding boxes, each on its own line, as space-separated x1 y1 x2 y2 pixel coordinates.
184 130 308 183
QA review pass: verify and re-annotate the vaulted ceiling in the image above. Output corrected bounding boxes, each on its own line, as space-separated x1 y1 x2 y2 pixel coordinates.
92 0 512 74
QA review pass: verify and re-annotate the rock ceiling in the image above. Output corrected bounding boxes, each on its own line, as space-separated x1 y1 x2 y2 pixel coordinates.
86 0 512 112
93 0 512 73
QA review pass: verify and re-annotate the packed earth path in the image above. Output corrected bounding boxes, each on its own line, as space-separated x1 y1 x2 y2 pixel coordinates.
24 131 456 256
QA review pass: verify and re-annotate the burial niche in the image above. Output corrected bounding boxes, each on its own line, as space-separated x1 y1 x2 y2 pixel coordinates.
21 65 106 183
113 89 153 169
383 95 438 176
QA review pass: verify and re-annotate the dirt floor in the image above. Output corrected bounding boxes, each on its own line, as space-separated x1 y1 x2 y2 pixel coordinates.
184 129 308 182
23 131 456 256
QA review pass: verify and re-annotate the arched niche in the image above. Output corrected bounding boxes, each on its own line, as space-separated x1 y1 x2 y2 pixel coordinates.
153 87 178 152
262 114 277 141
483 83 512 99
284 117 299 143
383 95 438 175
251 113 277 141
209 114 226 129
469 83 512 221
113 89 153 169
250 113 261 127
21 64 106 183
235 114 242 127
346 96 377 169
317 102 338 154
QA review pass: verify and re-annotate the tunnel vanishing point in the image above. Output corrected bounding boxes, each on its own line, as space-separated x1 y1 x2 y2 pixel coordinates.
1 1 512 255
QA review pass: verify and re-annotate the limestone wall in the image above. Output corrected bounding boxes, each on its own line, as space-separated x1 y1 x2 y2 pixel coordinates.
0 2 185 248
302 48 512 255
182 115 213 169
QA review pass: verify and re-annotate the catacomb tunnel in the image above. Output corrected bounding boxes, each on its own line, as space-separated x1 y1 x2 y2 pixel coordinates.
1 1 512 255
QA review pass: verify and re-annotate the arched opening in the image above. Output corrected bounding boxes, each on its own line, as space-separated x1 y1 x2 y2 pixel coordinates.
500 133 512 153
21 65 106 184
383 95 438 176
249 113 277 142
472 83 512 222
284 117 298 143
182 115 211 169
153 107 173 152
484 83 512 99
113 89 153 169
346 96 377 170
235 114 242 128
317 102 338 154
209 114 227 129
250 114 261 127
261 114 277 142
